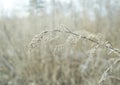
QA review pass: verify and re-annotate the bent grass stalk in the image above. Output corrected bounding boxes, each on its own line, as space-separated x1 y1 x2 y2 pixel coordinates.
29 28 120 85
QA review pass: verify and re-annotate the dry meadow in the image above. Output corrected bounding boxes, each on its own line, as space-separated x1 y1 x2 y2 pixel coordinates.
0 3 120 85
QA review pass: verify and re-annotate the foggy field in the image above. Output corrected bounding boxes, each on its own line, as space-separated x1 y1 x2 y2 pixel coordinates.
0 0 120 85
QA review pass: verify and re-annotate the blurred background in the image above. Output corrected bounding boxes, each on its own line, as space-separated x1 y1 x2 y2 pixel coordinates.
0 0 120 41
0 0 120 85
0 0 120 55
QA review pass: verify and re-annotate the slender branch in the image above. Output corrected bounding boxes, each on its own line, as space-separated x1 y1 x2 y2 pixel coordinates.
30 28 120 85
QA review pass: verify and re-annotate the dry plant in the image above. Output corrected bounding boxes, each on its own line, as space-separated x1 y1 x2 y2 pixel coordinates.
14 27 120 85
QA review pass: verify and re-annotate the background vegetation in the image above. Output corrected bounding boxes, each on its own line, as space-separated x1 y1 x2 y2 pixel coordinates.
0 0 120 85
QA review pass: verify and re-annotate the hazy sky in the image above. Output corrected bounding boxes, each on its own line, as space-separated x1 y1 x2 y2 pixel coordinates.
0 0 79 17
0 0 118 12
0 0 71 11
0 0 119 19
0 0 104 19
0 0 29 11
0 0 70 15
0 0 29 17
